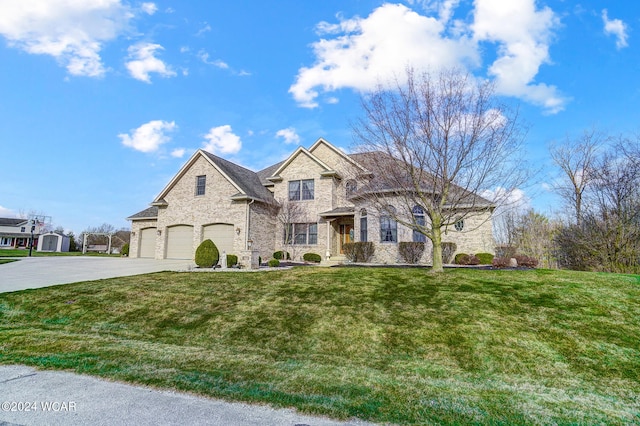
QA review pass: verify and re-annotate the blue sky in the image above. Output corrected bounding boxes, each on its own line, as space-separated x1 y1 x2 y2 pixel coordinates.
0 0 638 234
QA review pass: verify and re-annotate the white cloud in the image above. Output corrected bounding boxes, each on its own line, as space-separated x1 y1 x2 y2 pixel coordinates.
0 0 132 77
203 125 242 155
0 205 17 217
290 3 477 108
602 9 628 49
473 0 565 113
276 127 301 145
290 0 566 113
125 42 176 83
198 50 229 69
141 2 157 15
119 120 177 153
170 148 186 158
482 187 530 210
195 23 212 37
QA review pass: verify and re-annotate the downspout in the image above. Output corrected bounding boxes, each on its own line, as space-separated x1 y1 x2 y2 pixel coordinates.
246 198 255 250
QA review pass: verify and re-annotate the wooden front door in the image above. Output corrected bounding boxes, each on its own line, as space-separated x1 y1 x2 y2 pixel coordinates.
339 224 354 254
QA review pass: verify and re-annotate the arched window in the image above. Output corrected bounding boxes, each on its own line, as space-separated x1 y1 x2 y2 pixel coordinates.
380 206 397 243
412 205 426 242
346 179 357 198
360 209 368 242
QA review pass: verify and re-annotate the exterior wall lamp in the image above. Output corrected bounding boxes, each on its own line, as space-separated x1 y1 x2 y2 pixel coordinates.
235 227 241 235
156 229 162 236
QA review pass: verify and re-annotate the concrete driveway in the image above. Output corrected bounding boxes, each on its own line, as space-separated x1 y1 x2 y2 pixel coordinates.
0 257 193 293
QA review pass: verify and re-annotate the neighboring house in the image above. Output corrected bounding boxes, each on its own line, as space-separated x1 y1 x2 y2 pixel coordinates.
37 231 70 252
0 218 38 249
128 138 495 264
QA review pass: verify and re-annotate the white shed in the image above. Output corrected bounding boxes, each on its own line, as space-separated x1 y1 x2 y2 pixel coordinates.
37 232 70 252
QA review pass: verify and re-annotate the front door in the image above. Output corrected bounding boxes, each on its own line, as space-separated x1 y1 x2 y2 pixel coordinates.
339 224 354 254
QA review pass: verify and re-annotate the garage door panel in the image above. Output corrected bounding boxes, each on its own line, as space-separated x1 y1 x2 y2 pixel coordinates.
139 228 156 258
166 225 194 259
203 224 234 255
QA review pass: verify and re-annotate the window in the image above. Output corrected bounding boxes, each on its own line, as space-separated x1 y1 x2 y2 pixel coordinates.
288 179 314 201
455 220 464 231
284 223 318 244
360 209 368 242
346 179 357 198
196 175 206 196
412 205 427 243
20 227 25 232
380 206 397 243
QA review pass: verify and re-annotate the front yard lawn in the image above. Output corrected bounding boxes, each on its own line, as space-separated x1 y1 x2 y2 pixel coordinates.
0 249 119 258
0 267 638 424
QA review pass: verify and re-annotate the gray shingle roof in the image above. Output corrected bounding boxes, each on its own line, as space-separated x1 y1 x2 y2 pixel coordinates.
256 161 284 185
0 218 27 226
202 151 274 202
127 206 158 220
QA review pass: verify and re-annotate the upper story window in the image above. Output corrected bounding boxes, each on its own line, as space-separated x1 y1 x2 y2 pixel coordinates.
455 219 465 231
288 179 314 201
20 227 26 232
196 175 206 196
412 205 427 243
346 179 357 198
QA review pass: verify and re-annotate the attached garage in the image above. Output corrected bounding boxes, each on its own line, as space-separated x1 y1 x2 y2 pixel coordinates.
166 225 194 259
203 223 235 255
139 227 157 258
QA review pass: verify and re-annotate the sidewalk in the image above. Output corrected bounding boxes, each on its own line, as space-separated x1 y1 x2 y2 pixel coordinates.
0 366 373 426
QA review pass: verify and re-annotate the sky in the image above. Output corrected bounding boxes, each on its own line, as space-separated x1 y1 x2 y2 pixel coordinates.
0 0 638 234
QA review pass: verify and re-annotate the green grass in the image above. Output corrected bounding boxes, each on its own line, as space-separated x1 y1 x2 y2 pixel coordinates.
0 267 638 424
0 259 17 264
0 249 118 258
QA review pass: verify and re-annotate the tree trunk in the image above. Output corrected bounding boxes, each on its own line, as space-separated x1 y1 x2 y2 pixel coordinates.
431 225 444 273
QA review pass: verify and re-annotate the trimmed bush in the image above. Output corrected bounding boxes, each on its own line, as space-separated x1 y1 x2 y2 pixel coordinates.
259 256 262 265
398 242 425 264
273 251 290 260
343 242 375 263
226 254 238 267
515 255 539 268
121 243 130 257
195 239 219 268
455 253 480 265
492 257 510 268
475 252 494 265
267 259 280 267
442 242 457 264
303 253 322 263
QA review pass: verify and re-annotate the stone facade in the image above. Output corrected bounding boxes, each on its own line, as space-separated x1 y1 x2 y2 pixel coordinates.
128 138 495 265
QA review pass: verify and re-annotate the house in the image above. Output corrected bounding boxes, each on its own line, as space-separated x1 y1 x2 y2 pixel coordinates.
37 231 70 252
0 218 38 249
127 138 495 265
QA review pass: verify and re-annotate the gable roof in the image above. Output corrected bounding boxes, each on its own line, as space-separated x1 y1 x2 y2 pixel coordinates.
152 150 273 205
267 146 339 181
309 138 368 173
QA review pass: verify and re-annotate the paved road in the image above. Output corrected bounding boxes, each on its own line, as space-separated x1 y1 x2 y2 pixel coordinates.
0 257 192 293
0 365 371 426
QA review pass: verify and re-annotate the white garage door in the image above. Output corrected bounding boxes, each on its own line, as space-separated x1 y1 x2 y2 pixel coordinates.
203 224 235 255
139 227 156 258
166 225 194 259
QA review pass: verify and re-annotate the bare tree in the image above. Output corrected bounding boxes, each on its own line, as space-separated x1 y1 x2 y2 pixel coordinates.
549 128 603 225
352 67 529 272
265 197 308 261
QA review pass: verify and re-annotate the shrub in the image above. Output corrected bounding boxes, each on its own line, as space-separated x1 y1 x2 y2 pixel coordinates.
303 253 322 263
259 256 262 265
121 243 130 257
343 242 375 262
442 242 457 264
195 239 219 268
455 253 480 265
492 257 510 268
226 254 238 267
273 251 290 260
398 242 425 264
515 255 539 268
267 259 280 267
475 252 494 265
